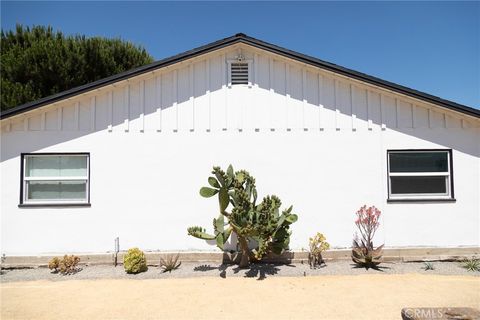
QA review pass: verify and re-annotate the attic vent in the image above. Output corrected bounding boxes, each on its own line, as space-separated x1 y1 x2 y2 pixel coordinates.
231 62 249 85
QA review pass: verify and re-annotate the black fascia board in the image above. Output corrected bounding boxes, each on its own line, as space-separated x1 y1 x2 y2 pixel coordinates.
1 33 479 120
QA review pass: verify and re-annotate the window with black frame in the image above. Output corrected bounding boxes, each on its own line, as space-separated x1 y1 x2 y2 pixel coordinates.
387 150 454 201
20 153 90 206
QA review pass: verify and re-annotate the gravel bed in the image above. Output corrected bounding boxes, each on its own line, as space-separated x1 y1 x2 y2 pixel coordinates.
1 260 478 282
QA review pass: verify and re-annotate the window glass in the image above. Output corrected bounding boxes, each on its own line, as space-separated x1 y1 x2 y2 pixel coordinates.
390 176 447 194
389 152 448 173
27 181 87 200
26 156 87 177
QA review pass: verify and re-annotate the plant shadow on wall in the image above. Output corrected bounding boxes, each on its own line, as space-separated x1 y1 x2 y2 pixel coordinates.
187 164 298 269
351 205 389 271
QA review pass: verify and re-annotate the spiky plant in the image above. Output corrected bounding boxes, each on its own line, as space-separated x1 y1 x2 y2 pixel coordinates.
422 262 435 271
351 205 384 268
159 254 182 273
461 257 480 272
187 165 298 268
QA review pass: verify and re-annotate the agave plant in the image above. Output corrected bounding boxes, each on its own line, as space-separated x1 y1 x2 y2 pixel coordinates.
187 165 298 268
351 205 384 268
159 254 182 273
423 262 435 271
461 257 480 272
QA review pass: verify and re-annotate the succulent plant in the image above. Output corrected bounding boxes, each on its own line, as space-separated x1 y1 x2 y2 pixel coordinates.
188 165 298 268
124 248 148 274
422 261 435 271
461 257 480 272
159 254 181 273
308 232 330 269
351 205 384 268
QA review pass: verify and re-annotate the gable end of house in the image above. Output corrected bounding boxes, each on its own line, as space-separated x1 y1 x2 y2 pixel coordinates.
1 33 479 121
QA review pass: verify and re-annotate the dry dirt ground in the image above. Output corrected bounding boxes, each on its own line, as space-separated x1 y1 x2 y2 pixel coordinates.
1 274 479 320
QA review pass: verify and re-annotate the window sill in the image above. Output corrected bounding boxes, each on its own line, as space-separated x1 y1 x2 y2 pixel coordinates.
18 203 91 208
387 198 456 203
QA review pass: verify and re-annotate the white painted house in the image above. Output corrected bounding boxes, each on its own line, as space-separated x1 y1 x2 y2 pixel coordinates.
1 34 479 257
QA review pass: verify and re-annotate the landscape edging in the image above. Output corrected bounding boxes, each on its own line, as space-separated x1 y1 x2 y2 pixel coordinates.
1 247 478 269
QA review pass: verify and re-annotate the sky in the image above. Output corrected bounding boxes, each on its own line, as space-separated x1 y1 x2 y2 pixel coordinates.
1 1 479 108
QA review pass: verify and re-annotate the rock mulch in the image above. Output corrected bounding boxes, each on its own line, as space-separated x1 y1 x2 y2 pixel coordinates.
1 260 478 282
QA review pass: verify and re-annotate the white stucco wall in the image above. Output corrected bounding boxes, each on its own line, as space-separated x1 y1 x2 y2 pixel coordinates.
1 44 479 255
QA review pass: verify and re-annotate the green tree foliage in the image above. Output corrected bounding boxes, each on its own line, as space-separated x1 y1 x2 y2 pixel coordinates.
1 25 154 111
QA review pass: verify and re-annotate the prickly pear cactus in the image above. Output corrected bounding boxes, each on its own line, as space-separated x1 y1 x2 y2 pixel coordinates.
187 165 298 268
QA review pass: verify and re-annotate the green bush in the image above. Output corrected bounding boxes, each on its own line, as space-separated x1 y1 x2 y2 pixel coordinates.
124 248 148 274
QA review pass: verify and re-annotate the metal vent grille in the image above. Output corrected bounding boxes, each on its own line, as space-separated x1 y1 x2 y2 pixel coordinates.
231 63 249 85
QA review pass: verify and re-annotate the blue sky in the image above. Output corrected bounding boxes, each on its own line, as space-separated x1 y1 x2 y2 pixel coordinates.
1 1 479 108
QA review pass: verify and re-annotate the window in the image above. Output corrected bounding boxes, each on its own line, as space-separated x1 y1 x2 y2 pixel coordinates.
20 153 90 206
387 150 454 201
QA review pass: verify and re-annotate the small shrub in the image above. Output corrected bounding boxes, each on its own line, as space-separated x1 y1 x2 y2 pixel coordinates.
124 248 148 274
159 254 182 273
461 257 480 272
308 232 330 269
48 257 61 272
351 205 384 268
48 255 80 275
422 262 435 271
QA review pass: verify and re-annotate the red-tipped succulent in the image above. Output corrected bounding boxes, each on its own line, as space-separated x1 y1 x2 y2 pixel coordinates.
352 205 384 267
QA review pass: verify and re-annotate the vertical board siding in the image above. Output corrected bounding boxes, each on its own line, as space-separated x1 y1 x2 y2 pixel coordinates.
209 55 226 130
45 109 58 131
304 70 320 129
353 86 368 130
287 65 303 129
28 114 41 131
161 72 175 132
62 104 76 131
143 78 156 132
177 66 192 131
254 55 270 129
336 81 352 129
321 77 335 129
79 100 91 131
95 94 108 131
194 60 209 131
3 46 476 133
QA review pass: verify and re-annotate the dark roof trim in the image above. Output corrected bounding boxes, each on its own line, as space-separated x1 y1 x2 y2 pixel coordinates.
2 33 479 119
